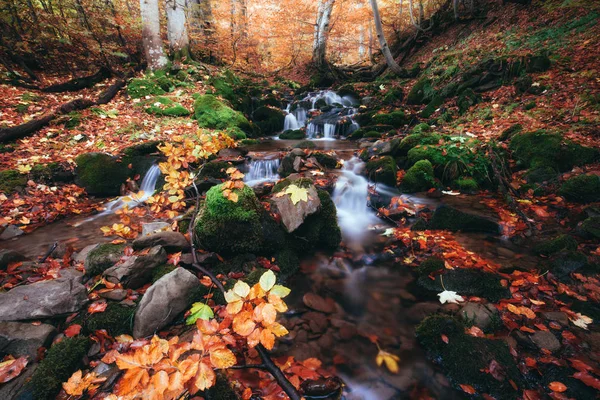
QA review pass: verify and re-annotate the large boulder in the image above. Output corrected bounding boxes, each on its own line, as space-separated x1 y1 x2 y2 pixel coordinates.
271 183 321 232
103 246 167 288
559 174 600 203
400 160 436 193
75 153 131 196
133 268 200 338
429 205 500 234
194 94 253 134
365 156 397 186
133 231 189 252
0 276 88 321
252 106 285 136
459 303 499 332
0 321 57 358
0 249 27 270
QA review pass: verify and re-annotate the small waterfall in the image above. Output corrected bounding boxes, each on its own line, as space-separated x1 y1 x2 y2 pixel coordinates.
333 157 378 247
244 158 280 186
323 123 336 139
306 123 319 139
295 108 307 126
75 164 161 225
283 113 301 131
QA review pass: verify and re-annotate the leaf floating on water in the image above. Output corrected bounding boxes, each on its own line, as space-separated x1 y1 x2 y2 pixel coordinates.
437 290 464 304
375 350 400 374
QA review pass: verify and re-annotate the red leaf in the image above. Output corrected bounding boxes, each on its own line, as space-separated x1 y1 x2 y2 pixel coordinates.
459 384 476 394
0 357 28 383
88 301 108 315
573 372 600 390
64 324 82 337
548 381 567 392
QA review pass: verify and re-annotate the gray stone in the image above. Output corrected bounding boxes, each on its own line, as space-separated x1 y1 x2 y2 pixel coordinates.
0 277 88 321
133 231 189 252
0 322 57 358
0 249 27 270
530 331 561 352
74 243 99 264
85 243 125 276
104 246 167 288
100 288 128 301
460 302 499 330
293 156 303 172
290 148 306 158
133 268 199 338
272 184 320 232
542 311 570 326
0 225 24 240
0 364 37 400
141 222 171 237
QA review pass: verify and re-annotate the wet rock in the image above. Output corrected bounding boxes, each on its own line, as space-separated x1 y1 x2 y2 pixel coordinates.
133 268 199 338
366 138 401 158
85 243 126 276
301 377 343 399
0 249 27 270
0 276 88 321
0 364 37 399
133 231 189 252
460 302 499 331
406 302 441 323
0 225 24 240
541 311 569 326
0 322 57 358
141 222 171 236
530 331 561 352
303 293 336 313
100 288 128 301
429 205 500 234
271 184 320 232
304 311 329 333
104 246 167 288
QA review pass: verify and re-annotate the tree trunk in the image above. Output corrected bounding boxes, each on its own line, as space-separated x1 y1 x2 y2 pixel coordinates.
140 0 168 70
369 0 404 74
312 0 334 68
166 0 190 61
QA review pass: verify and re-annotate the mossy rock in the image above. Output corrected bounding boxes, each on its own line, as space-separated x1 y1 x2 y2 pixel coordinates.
457 88 480 114
429 205 499 234
348 128 365 140
198 161 232 181
279 129 306 140
498 124 523 141
122 141 161 157
224 127 247 140
144 96 190 116
580 216 600 239
559 174 600 203
75 153 131 196
128 78 167 99
412 123 431 135
407 78 435 105
525 53 551 73
252 106 285 136
353 110 375 126
336 84 359 98
416 315 520 399
416 256 444 275
397 132 442 157
20 337 90 400
312 152 338 168
194 95 252 134
85 243 126 276
509 130 598 172
525 166 557 184
382 87 404 105
294 140 316 149
417 269 509 302
534 234 578 256
0 169 27 194
454 177 479 193
289 190 341 253
274 248 301 281
83 303 135 336
549 251 588 279
240 139 259 146
401 160 435 193
366 156 397 186
420 96 444 119
371 111 406 128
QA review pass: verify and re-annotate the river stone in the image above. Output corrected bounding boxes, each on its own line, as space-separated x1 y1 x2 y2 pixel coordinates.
0 277 88 321
104 246 167 288
429 205 500 234
460 302 499 331
133 268 199 338
272 184 320 233
0 249 27 270
293 156 303 172
0 321 57 358
74 243 99 264
303 293 336 313
0 225 24 240
0 364 37 400
141 222 171 236
133 231 189 252
530 331 561 352
85 243 125 276
367 138 401 158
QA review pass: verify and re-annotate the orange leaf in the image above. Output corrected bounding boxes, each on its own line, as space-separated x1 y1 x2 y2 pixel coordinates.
0 357 28 383
460 384 476 394
209 348 237 369
88 301 108 315
260 328 275 350
191 362 216 393
150 370 169 395
548 381 567 392
64 324 82 337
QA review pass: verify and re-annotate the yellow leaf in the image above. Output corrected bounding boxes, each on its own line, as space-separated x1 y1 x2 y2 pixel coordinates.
284 184 309 205
191 362 216 393
233 281 250 298
376 350 400 374
259 270 276 291
270 285 291 298
209 348 237 369
260 328 275 350
17 164 32 174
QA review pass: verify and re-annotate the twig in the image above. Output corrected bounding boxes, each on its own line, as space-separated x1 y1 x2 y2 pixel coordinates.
39 242 58 263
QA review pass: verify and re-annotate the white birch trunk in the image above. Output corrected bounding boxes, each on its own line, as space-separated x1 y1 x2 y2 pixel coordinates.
140 0 168 70
312 0 334 68
166 0 189 58
369 0 404 74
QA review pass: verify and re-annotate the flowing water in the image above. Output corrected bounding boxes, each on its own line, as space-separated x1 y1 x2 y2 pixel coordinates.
244 158 280 186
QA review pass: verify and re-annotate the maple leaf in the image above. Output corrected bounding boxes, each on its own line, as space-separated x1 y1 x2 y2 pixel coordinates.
437 290 464 304
284 184 308 205
88 301 108 314
569 313 593 330
0 356 28 383
63 370 101 396
186 302 214 325
17 164 32 174
375 350 400 374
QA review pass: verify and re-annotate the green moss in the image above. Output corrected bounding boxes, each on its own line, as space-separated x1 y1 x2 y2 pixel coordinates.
240 139 259 146
457 88 480 114
225 127 247 140
416 256 444 275
454 177 478 193
199 161 232 181
371 111 406 128
145 96 190 116
364 131 382 138
417 269 509 302
75 152 131 196
510 130 598 172
498 124 523 141
152 264 177 283
534 234 578 256
559 174 600 203
412 123 431 135
122 141 161 157
397 132 442 156
64 112 81 129
407 78 435 105
294 140 316 149
0 169 27 194
382 87 404 105
274 248 300 281
279 129 306 140
194 95 252 133
525 166 557 184
312 152 338 168
85 243 126 276
84 303 135 336
23 337 90 400
416 315 520 399
348 128 365 140
581 217 600 239
253 106 285 136
420 96 444 118
401 160 435 193
366 156 397 186
429 205 499 234
128 78 167 98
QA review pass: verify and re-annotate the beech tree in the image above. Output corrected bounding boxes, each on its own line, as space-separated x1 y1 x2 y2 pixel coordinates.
369 0 404 74
140 0 168 70
312 0 335 68
166 0 190 60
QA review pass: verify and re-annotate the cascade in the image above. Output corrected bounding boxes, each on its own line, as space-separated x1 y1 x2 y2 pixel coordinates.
244 158 280 186
283 113 301 131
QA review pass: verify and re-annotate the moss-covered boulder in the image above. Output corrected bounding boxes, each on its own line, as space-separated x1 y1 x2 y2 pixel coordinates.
457 88 480 114
195 184 284 255
580 216 600 239
366 156 397 186
429 205 500 234
371 110 406 128
128 78 167 98
279 129 306 140
252 106 285 136
144 96 190 116
420 96 444 118
19 337 90 400
559 174 600 203
407 78 435 105
75 153 131 196
0 170 27 194
82 303 135 336
510 131 598 172
416 315 520 399
534 234 578 256
401 160 436 193
397 131 442 156
194 95 252 134
294 140 316 149
84 243 126 276
417 268 509 302
312 152 338 168
525 166 557 184
454 177 479 193
382 87 404 105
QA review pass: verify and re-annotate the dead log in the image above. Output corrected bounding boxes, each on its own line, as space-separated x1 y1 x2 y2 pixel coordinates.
41 67 112 93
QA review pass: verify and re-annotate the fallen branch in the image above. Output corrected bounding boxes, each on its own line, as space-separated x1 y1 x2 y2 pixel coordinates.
41 67 112 93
